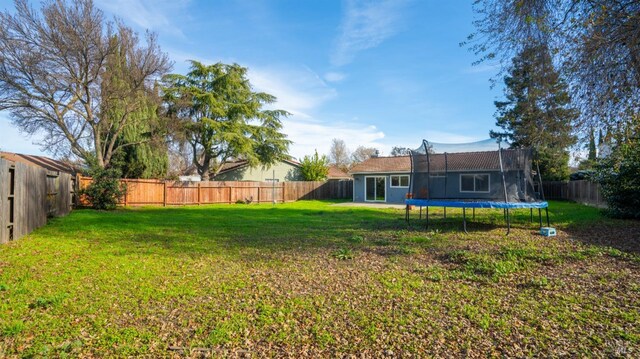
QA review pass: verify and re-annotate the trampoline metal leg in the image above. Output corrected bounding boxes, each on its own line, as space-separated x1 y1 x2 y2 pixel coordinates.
505 208 511 236
419 206 422 220
530 208 533 223
405 205 409 223
546 207 550 227
444 207 447 219
538 208 542 228
472 207 475 220
426 206 430 230
463 207 468 234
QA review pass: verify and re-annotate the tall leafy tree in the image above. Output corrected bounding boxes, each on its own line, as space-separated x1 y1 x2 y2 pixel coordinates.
490 44 578 181
163 61 291 180
468 0 639 133
0 0 171 167
102 38 168 178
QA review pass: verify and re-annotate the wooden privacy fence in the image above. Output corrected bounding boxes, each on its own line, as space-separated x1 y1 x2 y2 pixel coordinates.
542 180 605 207
78 177 353 206
0 158 75 244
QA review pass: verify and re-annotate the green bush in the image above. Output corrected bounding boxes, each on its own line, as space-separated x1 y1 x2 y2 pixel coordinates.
299 150 329 181
596 141 640 219
82 167 126 210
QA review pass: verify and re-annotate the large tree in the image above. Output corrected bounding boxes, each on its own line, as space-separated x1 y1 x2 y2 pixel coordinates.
162 61 291 180
351 146 378 164
328 138 351 170
102 39 168 178
468 0 639 132
0 0 171 168
490 44 578 181
390 146 411 156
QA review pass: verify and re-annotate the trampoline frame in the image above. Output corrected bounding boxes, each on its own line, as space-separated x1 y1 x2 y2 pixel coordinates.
405 199 550 235
406 139 550 235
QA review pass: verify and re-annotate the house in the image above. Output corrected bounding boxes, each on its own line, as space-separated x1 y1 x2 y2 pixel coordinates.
327 165 351 180
0 151 77 175
350 150 536 204
213 159 303 182
350 156 411 204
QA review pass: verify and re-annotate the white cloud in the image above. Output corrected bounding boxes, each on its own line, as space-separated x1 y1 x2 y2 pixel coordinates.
248 66 337 118
324 71 347 83
282 118 386 160
331 0 407 66
95 0 190 38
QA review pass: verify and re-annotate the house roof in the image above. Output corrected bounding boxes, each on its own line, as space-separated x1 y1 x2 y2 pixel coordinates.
216 158 301 175
419 150 529 171
0 151 77 174
349 150 529 174
350 156 411 174
327 165 351 179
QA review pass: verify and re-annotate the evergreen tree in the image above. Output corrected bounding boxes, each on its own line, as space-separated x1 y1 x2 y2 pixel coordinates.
490 44 578 181
163 61 291 180
587 127 597 162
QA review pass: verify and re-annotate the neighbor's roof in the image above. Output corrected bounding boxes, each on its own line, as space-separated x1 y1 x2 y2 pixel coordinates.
0 151 77 174
349 156 411 174
327 165 351 179
217 158 301 175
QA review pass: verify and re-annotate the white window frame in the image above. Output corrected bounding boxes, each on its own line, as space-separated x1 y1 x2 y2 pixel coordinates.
365 176 387 202
460 173 490 193
390 175 409 188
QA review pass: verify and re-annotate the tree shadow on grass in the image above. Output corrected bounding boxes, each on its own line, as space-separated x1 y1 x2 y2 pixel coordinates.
562 221 640 255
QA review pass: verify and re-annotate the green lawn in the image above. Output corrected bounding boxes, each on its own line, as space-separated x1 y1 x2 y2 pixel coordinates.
0 200 639 357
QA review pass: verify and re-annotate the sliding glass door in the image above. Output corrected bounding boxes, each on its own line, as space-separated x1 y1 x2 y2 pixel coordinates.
365 176 386 202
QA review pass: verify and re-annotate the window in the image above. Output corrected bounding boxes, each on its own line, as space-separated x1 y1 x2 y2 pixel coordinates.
390 175 409 188
460 174 490 193
365 176 386 201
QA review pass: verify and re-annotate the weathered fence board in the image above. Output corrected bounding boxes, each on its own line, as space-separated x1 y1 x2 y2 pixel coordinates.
0 159 8 243
78 177 353 207
1 158 74 243
542 180 605 207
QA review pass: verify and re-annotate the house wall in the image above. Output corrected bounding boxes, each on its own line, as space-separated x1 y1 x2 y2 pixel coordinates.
214 162 302 182
353 173 410 204
354 171 527 204
415 171 526 200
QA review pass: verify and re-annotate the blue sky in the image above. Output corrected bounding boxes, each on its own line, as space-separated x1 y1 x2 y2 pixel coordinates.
0 0 503 160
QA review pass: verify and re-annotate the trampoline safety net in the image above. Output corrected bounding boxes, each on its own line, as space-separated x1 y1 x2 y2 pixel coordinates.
409 139 544 203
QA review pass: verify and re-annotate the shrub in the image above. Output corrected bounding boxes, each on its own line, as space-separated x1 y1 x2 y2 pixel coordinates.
596 141 640 219
299 150 329 181
82 167 126 210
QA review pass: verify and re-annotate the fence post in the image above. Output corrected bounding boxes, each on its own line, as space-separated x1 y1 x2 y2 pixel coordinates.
163 181 167 207
123 180 128 207
229 186 232 204
283 182 287 203
197 182 201 205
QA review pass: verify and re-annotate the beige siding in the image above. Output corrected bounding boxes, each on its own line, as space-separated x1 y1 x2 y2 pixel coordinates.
214 162 302 182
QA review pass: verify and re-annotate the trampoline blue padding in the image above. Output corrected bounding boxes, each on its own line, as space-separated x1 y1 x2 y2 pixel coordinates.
405 199 548 209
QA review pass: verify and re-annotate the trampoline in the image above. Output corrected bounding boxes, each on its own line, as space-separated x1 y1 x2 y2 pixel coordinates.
404 139 549 235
